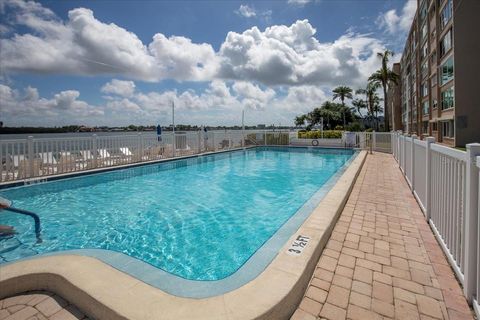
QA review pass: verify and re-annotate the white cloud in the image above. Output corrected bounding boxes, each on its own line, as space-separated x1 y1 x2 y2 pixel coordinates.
376 0 417 35
236 4 256 18
0 0 396 126
287 0 312 6
218 20 385 87
0 2 218 82
1 79 332 126
0 84 103 126
101 79 136 97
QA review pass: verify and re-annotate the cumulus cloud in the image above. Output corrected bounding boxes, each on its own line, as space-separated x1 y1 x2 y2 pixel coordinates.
1 1 384 89
287 0 312 6
236 4 256 18
0 84 103 126
101 79 136 97
0 1 217 81
376 0 417 35
218 20 385 87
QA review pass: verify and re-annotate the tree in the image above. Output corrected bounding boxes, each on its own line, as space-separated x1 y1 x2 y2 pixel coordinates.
368 50 399 132
351 98 367 118
332 86 353 128
295 115 308 127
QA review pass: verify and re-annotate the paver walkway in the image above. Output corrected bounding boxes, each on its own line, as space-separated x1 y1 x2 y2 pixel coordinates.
291 152 474 320
0 291 90 320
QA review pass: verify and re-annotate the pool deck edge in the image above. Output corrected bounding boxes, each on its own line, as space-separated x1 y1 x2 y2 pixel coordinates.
0 150 367 320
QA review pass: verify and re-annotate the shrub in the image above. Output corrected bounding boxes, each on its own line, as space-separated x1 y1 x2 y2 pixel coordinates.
334 125 344 130
297 130 343 139
346 122 364 132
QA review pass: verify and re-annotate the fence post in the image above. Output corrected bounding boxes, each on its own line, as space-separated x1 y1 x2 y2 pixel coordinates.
92 134 98 168
372 131 376 151
464 143 480 302
27 136 34 178
411 135 417 190
425 137 435 221
264 130 267 146
172 132 176 157
198 130 202 154
136 133 143 161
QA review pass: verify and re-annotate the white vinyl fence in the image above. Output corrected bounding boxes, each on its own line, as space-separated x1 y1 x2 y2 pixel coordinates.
0 130 293 182
392 132 480 314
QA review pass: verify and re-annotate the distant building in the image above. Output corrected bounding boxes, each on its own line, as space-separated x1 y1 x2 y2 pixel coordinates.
391 0 480 147
257 124 266 129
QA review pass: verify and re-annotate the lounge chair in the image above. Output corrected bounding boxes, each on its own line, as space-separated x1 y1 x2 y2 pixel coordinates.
56 155 77 174
16 159 42 179
39 152 57 174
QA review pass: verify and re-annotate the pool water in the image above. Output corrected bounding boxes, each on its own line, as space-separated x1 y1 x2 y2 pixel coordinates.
0 147 354 280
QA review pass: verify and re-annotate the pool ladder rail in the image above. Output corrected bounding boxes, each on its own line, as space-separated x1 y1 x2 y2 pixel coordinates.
0 197 42 243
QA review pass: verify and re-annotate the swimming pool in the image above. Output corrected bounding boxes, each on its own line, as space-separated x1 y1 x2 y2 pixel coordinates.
0 147 355 286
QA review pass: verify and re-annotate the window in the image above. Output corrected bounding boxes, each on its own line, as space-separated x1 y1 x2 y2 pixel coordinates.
441 86 454 110
421 43 428 60
441 120 454 138
421 61 428 79
440 0 453 29
419 1 427 22
423 101 429 115
440 56 454 85
421 83 429 97
422 121 429 134
440 30 452 57
432 122 437 132
421 23 428 42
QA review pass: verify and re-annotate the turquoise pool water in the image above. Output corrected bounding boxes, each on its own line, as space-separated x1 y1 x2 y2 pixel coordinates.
0 147 354 281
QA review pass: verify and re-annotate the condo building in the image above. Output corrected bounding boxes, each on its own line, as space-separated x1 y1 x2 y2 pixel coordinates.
392 0 480 147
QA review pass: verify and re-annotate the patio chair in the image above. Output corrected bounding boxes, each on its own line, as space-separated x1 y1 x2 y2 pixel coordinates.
56 155 77 174
16 159 42 179
39 152 57 174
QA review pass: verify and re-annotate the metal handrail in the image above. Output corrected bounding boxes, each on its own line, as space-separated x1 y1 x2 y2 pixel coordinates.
2 207 42 243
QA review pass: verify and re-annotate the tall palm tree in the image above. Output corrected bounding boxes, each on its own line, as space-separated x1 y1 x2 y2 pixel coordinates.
368 50 399 132
352 98 366 118
332 86 353 128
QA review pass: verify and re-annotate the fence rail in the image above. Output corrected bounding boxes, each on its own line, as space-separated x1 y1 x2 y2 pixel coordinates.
392 132 480 316
0 130 295 183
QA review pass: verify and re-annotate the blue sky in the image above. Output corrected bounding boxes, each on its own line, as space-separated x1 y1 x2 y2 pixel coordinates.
0 0 416 127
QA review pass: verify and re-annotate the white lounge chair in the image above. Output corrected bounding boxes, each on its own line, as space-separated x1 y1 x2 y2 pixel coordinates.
56 155 77 173
17 159 42 179
39 152 57 174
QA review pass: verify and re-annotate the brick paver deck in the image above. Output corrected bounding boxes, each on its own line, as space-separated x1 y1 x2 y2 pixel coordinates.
291 153 474 320
0 291 89 320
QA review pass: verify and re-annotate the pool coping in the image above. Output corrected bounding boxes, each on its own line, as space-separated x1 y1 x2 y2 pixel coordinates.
0 150 367 320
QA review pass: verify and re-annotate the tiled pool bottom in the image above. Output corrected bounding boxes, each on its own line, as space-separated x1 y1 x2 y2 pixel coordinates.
1 147 358 298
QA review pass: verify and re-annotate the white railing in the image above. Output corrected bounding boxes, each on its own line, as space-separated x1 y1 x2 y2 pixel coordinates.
1 130 292 183
392 132 480 313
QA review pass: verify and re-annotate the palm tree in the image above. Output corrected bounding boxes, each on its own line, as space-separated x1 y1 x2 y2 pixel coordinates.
295 115 308 127
368 50 399 132
352 98 366 118
332 86 353 128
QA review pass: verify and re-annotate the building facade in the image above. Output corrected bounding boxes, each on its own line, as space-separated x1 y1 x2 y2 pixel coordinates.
393 0 480 147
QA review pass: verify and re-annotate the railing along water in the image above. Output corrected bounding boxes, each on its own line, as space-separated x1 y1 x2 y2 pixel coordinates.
0 130 291 183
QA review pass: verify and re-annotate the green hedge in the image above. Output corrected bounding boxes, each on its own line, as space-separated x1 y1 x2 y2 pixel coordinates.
298 130 343 139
